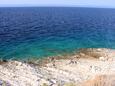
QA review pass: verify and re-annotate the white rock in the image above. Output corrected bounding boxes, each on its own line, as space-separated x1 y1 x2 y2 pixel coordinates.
99 57 106 61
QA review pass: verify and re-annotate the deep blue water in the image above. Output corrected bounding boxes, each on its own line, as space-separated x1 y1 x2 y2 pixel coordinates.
0 7 115 60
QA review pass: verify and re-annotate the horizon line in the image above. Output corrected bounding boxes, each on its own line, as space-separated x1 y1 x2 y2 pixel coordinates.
0 5 115 9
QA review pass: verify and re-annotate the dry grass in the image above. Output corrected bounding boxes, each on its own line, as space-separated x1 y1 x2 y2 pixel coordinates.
81 75 115 86
64 83 76 86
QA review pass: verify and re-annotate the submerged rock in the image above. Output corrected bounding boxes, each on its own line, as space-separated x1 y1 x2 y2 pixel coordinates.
78 48 115 59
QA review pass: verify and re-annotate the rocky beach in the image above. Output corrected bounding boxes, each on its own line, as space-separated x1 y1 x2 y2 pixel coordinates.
0 48 115 86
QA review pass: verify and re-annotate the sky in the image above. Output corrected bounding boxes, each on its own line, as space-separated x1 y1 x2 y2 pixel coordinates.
0 0 115 8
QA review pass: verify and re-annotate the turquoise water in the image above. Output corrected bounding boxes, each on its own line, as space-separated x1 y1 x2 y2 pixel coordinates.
0 7 115 60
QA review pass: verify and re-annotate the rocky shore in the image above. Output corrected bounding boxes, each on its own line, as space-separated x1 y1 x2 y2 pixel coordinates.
0 48 115 86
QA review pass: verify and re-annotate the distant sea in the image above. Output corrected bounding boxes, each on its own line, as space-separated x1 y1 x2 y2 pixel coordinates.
0 7 115 60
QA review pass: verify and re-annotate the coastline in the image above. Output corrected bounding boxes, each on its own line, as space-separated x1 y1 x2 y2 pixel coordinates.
0 48 115 86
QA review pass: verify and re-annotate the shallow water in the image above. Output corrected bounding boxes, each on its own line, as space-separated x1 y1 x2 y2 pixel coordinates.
0 7 115 59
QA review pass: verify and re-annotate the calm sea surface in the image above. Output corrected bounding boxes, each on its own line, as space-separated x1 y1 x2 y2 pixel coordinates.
0 7 115 59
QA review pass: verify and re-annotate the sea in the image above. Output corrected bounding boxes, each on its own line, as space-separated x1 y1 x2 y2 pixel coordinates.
0 7 115 60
